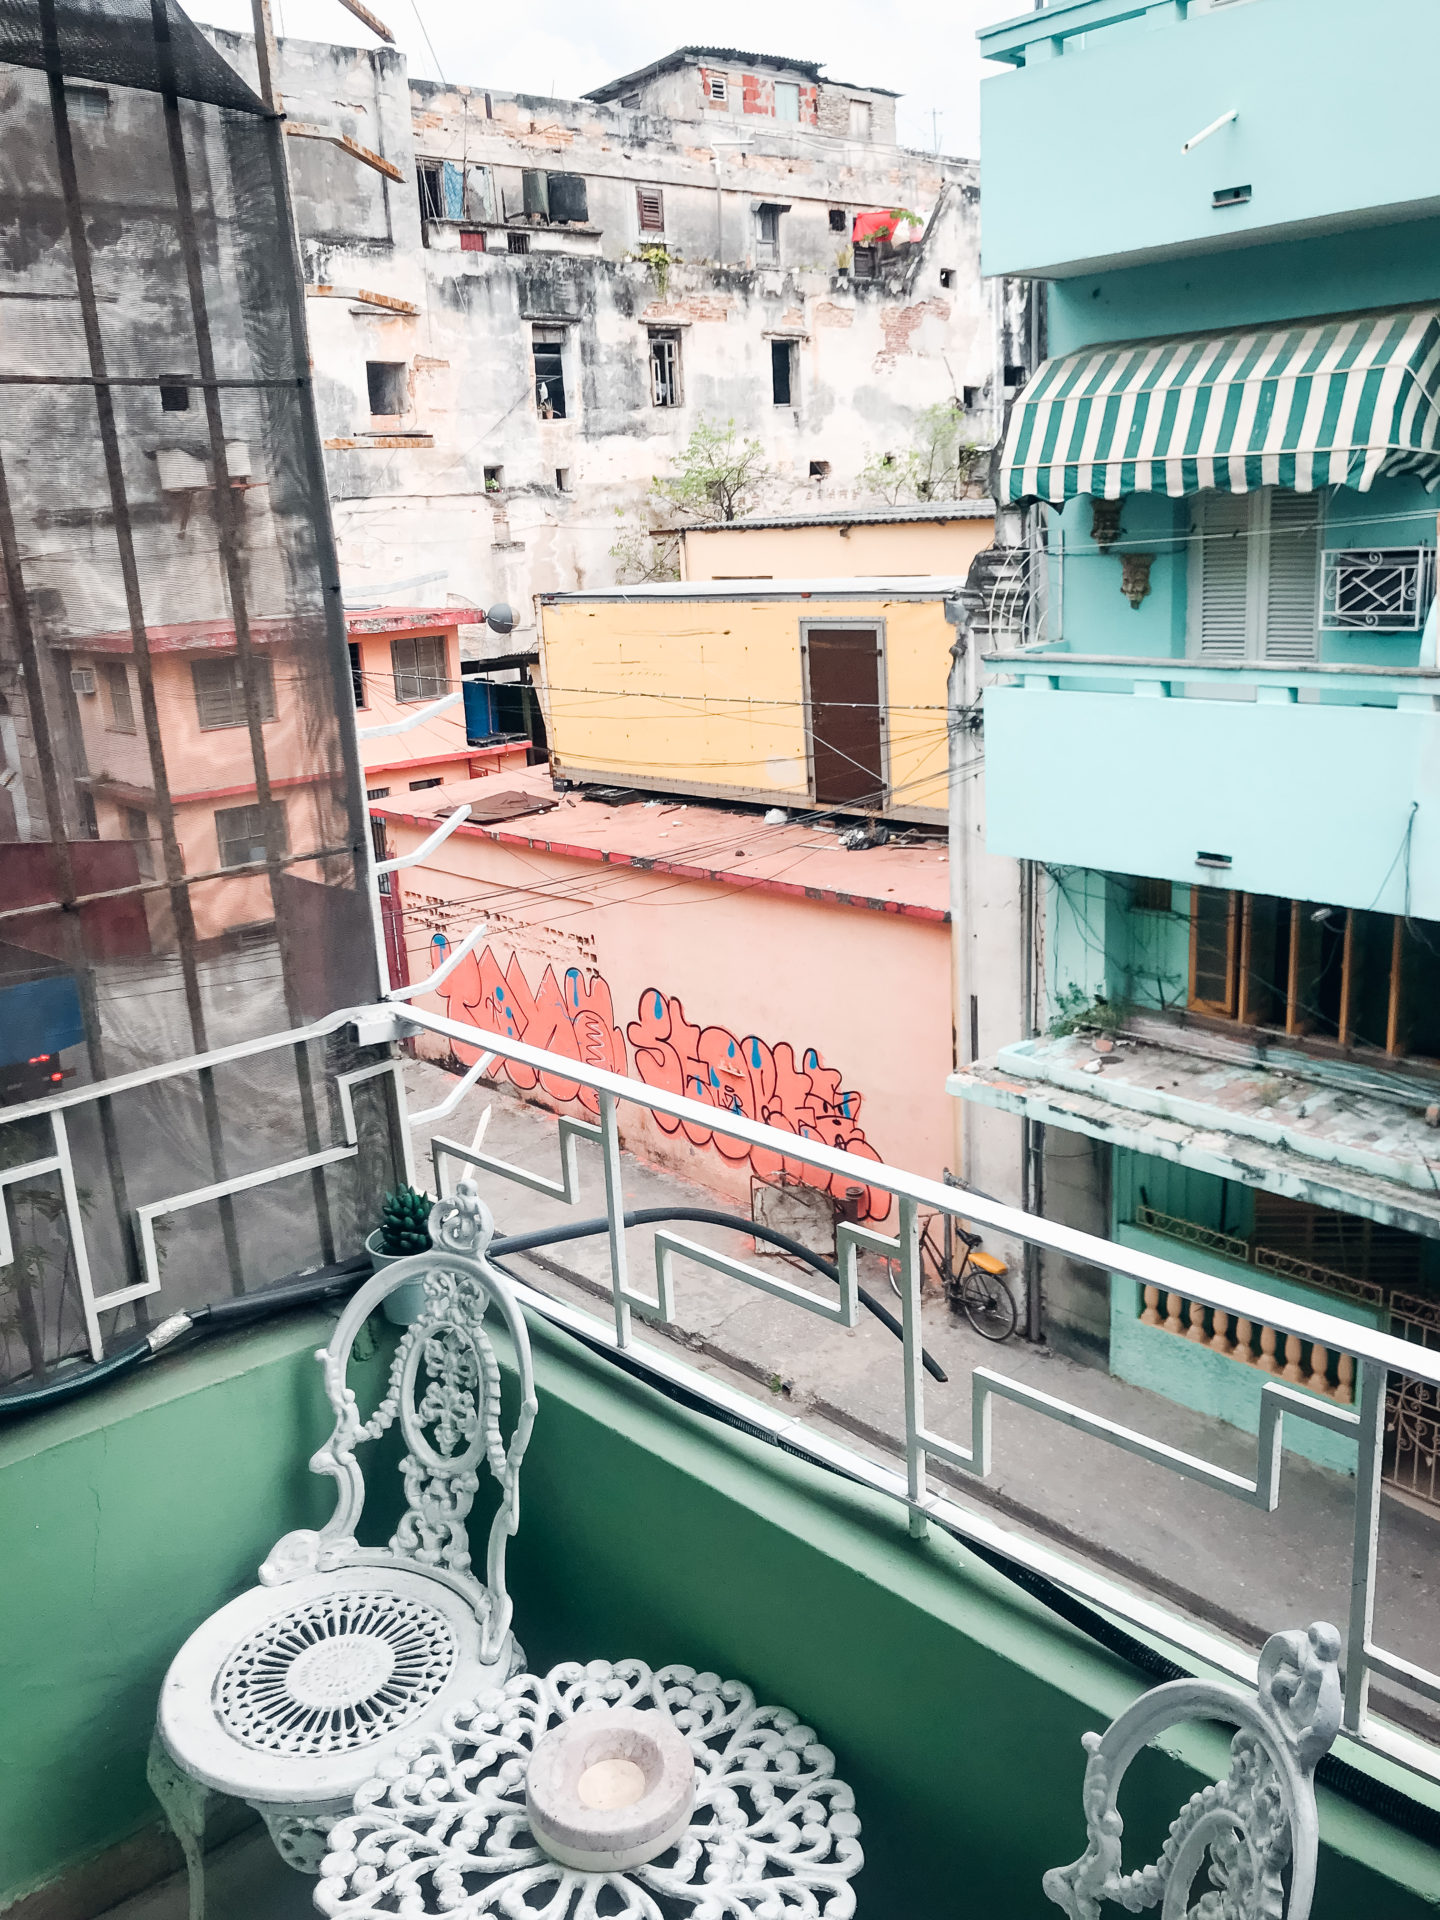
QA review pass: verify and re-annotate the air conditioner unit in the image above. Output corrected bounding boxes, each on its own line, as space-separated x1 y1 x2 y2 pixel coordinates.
70 667 97 696
225 440 252 480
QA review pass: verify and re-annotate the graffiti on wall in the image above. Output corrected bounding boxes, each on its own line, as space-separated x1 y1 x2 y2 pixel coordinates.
431 938 889 1220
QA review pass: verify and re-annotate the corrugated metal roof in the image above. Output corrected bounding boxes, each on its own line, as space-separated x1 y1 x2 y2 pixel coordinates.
540 575 971 604
673 501 996 533
585 47 901 102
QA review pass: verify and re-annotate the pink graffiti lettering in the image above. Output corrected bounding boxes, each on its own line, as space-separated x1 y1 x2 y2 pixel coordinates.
427 942 888 1218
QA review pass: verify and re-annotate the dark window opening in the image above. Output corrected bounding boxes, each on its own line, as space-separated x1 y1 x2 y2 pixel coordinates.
808 460 830 479
1003 363 1027 389
828 208 847 233
1131 876 1172 914
649 330 681 407
366 787 390 800
348 641 366 708
962 385 981 410
555 467 570 491
159 378 189 412
1213 184 1252 208
637 187 665 233
534 335 567 418
508 232 530 254
192 656 276 731
409 777 443 791
391 635 448 703
417 161 444 222
805 627 884 807
1182 885 1440 1061
939 268 955 289
366 361 407 416
215 800 286 871
484 465 504 491
851 245 877 282
771 339 795 407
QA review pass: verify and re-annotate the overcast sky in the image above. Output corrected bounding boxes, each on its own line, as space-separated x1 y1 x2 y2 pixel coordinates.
192 0 1021 156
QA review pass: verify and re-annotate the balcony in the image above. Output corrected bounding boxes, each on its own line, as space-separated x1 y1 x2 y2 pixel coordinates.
5 1008 1440 1916
981 653 1440 919
978 0 1440 278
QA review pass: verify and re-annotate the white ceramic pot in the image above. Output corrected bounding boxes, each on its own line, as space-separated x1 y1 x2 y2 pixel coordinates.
364 1228 429 1327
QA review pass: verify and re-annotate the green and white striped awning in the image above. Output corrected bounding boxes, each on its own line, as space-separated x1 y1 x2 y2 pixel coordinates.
1001 309 1440 504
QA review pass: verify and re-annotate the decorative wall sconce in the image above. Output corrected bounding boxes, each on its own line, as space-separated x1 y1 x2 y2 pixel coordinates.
1121 552 1154 608
1090 498 1124 549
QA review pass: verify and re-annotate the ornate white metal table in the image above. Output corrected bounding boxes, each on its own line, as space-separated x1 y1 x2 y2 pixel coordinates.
315 1657 863 1918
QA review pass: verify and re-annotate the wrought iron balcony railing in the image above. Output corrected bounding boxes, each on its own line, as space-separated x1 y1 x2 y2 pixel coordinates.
6 994 1440 1788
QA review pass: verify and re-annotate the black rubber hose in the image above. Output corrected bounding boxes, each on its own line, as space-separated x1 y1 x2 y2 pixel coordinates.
491 1205 949 1383
0 1204 946 1419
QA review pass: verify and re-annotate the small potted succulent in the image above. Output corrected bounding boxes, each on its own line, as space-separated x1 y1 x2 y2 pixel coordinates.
366 1184 434 1326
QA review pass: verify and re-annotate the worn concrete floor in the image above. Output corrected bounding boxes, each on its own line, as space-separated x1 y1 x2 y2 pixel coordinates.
96 1829 311 1919
404 1057 1440 1734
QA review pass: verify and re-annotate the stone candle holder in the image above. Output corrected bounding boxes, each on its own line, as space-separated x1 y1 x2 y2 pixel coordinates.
525 1705 696 1872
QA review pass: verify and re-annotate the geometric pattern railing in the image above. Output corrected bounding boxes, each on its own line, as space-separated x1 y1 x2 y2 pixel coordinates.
6 998 1440 1790
400 1002 1440 1781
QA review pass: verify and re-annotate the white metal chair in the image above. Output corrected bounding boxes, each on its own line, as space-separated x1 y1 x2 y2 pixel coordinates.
1044 1620 1342 1920
148 1180 536 1918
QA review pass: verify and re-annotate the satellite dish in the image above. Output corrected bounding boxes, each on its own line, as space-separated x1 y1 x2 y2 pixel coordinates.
486 602 516 635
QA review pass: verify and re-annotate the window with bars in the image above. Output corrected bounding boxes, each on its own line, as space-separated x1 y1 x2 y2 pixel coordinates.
1187 884 1440 1060
636 187 665 234
214 800 286 870
191 656 276 731
648 330 681 407
348 641 366 709
390 635 448 703
1321 547 1436 631
101 661 134 733
1188 489 1320 664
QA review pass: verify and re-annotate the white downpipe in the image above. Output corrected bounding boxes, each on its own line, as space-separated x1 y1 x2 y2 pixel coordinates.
357 688 463 740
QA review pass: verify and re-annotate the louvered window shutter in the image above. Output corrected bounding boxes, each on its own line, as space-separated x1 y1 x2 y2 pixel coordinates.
1193 492 1251 660
1261 490 1320 661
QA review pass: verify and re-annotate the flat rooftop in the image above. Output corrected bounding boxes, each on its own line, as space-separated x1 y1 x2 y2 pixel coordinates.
371 765 949 920
540 575 971 604
679 501 996 532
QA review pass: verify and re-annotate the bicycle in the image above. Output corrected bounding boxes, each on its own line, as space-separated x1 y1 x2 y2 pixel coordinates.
886 1211 1018 1342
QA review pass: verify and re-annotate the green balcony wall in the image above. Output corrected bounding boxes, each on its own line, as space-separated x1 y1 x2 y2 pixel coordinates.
1 1305 1437 1915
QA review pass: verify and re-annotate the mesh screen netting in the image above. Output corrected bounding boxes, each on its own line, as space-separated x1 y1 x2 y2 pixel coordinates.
0 0 265 110
0 6 397 1389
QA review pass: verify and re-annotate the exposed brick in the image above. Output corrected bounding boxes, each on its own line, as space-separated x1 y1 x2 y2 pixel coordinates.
742 73 774 117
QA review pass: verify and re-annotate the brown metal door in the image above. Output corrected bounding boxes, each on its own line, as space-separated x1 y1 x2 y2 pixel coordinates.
805 627 884 806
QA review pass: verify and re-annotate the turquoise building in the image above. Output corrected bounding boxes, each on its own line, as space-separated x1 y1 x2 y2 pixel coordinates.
954 0 1440 1493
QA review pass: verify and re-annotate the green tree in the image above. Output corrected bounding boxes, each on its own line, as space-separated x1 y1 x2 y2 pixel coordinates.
609 509 681 585
650 416 773 524
859 400 985 505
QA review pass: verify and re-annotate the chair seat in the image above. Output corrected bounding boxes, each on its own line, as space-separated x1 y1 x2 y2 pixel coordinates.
158 1564 514 1808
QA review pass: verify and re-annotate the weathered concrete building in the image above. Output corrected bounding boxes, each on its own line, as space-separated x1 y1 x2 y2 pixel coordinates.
205 32 1021 660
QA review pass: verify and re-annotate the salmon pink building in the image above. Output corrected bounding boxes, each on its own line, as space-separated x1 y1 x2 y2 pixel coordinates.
372 766 955 1216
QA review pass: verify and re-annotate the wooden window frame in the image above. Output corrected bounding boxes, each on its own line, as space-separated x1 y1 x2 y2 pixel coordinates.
1188 888 1423 1062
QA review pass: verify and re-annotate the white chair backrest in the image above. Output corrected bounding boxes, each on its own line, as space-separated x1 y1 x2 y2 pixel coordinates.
258 1180 536 1665
1044 1621 1342 1920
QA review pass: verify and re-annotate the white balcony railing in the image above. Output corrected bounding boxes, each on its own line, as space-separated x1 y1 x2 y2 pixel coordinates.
983 651 1440 707
7 995 1440 1789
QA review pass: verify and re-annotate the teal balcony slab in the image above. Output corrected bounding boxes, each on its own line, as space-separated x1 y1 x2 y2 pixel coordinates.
978 0 1440 277
982 657 1440 919
7 1303 1440 1918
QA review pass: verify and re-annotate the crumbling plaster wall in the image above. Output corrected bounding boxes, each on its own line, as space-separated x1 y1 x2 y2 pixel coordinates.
211 35 997 656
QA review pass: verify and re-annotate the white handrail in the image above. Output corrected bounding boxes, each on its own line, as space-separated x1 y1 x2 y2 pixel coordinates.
356 688 463 739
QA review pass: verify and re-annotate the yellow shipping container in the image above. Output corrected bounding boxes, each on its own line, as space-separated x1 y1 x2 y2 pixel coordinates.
537 578 967 824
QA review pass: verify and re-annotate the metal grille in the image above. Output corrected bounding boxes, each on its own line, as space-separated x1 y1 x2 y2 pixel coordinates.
215 1590 457 1756
1321 547 1436 632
